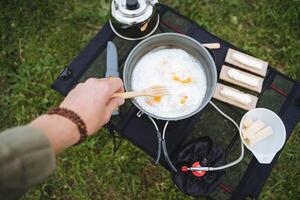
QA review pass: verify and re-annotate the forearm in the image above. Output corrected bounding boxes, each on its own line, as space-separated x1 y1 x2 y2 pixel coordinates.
29 114 80 154
0 77 124 199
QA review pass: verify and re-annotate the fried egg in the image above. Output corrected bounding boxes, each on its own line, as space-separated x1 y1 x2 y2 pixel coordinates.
131 48 207 118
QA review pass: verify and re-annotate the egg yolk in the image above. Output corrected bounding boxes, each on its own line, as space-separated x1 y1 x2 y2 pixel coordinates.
172 74 192 84
180 96 188 104
145 96 161 105
153 96 161 102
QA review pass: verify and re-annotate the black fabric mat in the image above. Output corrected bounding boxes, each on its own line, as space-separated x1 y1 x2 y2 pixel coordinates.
51 5 300 200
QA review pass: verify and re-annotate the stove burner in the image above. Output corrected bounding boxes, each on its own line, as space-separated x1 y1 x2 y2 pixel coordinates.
171 136 226 197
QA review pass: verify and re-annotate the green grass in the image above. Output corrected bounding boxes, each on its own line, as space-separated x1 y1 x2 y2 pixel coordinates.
1 0 300 199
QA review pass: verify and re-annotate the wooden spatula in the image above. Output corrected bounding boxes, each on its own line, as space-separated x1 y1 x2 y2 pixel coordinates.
112 85 170 99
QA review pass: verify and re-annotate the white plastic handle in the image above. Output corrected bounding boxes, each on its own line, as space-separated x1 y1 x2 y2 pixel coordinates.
253 152 277 164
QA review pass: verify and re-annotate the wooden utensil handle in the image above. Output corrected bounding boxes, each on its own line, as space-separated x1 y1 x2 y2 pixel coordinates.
203 43 221 49
112 91 144 99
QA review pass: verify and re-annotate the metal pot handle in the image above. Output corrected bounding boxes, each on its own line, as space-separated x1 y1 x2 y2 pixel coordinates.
148 117 177 172
161 121 177 172
155 130 162 164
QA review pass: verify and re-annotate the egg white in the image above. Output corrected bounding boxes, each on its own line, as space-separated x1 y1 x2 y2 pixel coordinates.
131 48 207 118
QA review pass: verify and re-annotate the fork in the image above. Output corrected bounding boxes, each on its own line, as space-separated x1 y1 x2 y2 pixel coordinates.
112 85 170 99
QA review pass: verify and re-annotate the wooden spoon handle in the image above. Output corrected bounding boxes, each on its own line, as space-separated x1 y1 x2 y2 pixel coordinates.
203 43 221 49
112 91 145 99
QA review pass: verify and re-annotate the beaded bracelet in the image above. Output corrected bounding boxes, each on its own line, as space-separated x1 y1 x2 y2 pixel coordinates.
48 107 87 145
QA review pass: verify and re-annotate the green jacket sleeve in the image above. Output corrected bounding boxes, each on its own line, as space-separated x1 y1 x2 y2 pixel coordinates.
0 126 56 200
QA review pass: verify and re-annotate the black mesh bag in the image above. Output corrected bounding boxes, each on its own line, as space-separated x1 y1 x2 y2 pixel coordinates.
171 136 226 197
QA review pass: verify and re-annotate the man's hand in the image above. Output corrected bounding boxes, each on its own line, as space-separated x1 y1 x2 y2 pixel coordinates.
30 78 125 154
60 77 124 135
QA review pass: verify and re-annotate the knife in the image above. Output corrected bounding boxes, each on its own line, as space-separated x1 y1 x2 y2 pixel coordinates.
106 41 120 115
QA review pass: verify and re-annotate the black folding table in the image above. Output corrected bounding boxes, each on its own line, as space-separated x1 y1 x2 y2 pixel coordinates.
52 5 300 200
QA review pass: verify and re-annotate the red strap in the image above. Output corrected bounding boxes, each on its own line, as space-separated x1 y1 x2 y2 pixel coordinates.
160 20 185 34
218 183 233 193
270 84 288 97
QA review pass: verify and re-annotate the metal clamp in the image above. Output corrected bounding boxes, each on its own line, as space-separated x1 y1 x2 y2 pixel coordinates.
137 110 144 118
